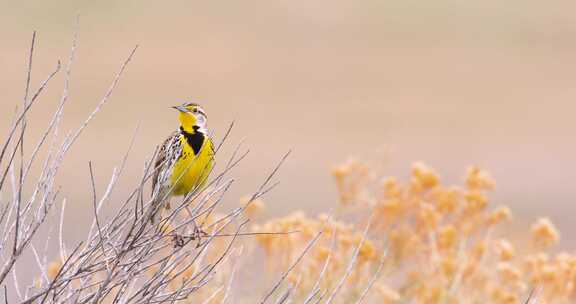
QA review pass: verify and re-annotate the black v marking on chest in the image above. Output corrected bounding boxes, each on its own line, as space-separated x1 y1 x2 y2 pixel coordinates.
180 126 204 155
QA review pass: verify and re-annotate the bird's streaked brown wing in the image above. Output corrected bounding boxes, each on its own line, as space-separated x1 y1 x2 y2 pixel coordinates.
151 131 178 195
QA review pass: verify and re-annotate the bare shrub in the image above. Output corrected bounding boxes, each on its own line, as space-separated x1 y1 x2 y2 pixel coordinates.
0 28 287 303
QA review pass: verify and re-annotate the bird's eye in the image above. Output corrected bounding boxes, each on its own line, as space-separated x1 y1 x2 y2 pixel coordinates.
192 108 198 113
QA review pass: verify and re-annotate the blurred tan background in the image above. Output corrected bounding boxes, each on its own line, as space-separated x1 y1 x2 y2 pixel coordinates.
1 0 575 251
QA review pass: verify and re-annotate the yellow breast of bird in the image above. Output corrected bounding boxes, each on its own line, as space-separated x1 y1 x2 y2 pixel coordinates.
170 136 214 196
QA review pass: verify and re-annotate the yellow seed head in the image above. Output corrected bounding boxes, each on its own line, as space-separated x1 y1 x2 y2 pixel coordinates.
377 199 404 223
437 225 458 251
470 240 487 261
433 187 460 214
465 166 496 190
412 162 440 189
531 218 560 248
441 255 458 279
241 196 265 218
47 261 62 280
417 203 440 231
382 177 402 198
389 228 419 262
497 262 521 283
486 206 512 226
358 239 377 262
315 246 331 263
464 191 488 215
491 286 518 304
541 265 557 283
494 239 516 261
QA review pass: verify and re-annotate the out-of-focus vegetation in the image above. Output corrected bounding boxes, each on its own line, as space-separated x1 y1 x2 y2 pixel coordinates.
246 161 570 303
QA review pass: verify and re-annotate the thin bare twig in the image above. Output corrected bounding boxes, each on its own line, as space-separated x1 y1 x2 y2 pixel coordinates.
215 120 235 154
88 162 108 272
260 230 323 304
0 59 61 173
355 247 388 304
523 286 538 304
61 45 138 155
16 30 36 258
303 217 336 304
325 212 374 304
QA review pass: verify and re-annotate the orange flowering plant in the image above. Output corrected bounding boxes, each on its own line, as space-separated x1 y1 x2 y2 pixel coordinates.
251 161 569 304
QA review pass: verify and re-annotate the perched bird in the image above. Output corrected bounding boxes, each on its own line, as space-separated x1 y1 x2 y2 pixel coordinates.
150 102 215 222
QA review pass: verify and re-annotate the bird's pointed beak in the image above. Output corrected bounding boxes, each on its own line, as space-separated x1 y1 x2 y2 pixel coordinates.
172 105 189 113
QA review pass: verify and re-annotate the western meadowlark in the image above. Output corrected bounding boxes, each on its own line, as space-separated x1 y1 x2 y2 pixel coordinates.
150 102 215 222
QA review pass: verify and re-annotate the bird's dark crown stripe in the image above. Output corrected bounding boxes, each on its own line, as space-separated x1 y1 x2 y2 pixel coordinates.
183 102 199 108
180 126 204 155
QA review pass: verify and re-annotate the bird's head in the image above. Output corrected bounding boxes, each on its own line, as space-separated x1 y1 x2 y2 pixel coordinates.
173 102 208 134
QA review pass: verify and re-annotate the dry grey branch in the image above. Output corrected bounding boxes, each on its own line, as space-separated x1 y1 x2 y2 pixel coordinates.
0 25 297 304
325 212 374 304
260 229 323 304
354 247 388 304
